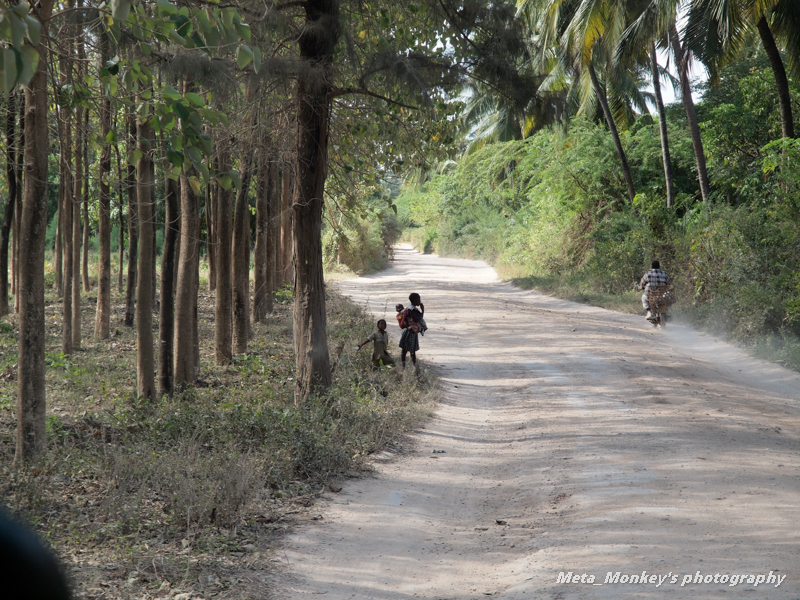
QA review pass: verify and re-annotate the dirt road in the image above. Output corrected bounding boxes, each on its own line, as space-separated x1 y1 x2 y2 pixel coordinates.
276 245 800 599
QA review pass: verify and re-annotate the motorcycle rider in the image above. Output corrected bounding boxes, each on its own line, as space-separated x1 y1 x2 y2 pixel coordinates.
636 260 671 321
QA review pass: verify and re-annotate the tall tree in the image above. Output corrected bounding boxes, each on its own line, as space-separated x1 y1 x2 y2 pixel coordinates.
136 102 156 400
253 153 269 323
16 0 56 461
94 30 112 339
231 151 253 354
0 92 17 316
650 43 676 207
124 111 138 327
214 151 233 364
292 0 339 400
159 176 180 395
174 169 200 386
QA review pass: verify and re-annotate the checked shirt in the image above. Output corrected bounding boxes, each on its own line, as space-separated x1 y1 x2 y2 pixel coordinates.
639 268 671 291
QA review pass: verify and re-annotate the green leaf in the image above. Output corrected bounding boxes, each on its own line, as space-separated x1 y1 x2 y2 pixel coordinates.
128 148 144 165
111 0 131 23
185 92 204 107
236 44 253 69
8 13 24 49
2 48 17 94
166 149 184 166
18 45 38 87
188 176 201 196
156 0 177 16
25 16 41 46
168 29 187 46
217 174 232 191
252 46 261 74
235 22 251 42
106 130 118 143
229 170 242 189
162 85 181 100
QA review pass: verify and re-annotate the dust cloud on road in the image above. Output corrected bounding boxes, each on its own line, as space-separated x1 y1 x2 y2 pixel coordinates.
275 245 800 599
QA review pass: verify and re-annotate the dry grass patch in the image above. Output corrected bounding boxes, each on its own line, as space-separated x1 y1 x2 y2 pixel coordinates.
0 282 436 599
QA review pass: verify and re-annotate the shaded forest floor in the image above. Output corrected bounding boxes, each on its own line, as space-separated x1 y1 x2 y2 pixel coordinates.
0 276 436 599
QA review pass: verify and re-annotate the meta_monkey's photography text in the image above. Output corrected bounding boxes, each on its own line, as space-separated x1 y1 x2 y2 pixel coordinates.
556 570 786 588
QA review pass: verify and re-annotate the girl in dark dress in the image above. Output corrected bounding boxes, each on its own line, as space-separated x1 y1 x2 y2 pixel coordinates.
399 306 422 371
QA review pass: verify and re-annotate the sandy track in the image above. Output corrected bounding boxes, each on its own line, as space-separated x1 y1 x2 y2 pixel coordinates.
275 245 800 599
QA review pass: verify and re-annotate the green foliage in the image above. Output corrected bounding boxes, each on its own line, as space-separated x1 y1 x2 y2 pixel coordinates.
395 61 800 367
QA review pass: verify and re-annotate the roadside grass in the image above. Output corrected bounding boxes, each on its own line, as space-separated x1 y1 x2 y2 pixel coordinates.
0 268 435 599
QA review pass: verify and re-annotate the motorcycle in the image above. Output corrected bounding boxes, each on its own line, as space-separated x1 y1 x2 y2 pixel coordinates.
644 285 675 329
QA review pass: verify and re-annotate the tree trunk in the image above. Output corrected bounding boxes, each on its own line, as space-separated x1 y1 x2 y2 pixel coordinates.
136 108 156 399
588 63 636 203
61 104 74 356
16 0 54 461
115 128 125 294
214 153 233 364
95 32 112 339
159 175 179 396
281 165 292 285
670 20 711 202
232 154 253 354
82 105 90 292
124 112 138 326
253 154 269 323
72 99 83 350
650 44 675 209
0 92 17 317
12 97 23 314
174 171 199 386
54 175 62 293
757 16 795 139
268 159 279 308
293 0 339 400
206 180 216 291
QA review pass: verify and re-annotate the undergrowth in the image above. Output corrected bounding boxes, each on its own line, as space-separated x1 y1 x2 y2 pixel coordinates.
0 280 435 599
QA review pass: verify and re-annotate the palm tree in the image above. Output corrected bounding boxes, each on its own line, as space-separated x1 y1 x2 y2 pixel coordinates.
687 0 799 139
616 0 712 201
523 0 640 201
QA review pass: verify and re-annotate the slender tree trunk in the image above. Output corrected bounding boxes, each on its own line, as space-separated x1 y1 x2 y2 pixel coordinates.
174 171 199 386
82 103 90 292
0 92 17 317
124 112 138 326
232 154 253 354
12 98 23 314
54 178 62 293
281 165 292 285
61 105 74 356
268 159 279 309
206 180 216 291
756 17 795 139
95 32 112 339
72 97 84 350
588 63 636 203
293 0 339 400
214 153 233 364
650 44 675 208
115 130 125 294
159 175 179 395
16 0 54 461
136 107 155 399
253 154 269 323
670 21 711 202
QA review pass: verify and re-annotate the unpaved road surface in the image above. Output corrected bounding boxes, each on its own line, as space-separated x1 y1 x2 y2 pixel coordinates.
275 245 800 599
